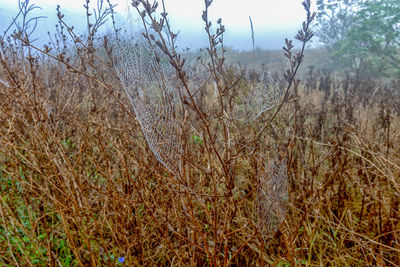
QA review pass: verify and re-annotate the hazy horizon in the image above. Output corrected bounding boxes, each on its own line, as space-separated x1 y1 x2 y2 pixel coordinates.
0 0 317 50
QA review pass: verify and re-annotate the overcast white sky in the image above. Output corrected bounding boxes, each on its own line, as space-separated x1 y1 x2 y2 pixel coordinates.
1 0 317 50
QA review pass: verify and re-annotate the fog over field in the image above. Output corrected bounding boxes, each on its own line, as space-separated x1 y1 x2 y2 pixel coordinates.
0 0 316 50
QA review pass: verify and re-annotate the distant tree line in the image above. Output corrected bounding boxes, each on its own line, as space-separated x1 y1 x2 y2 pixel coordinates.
316 0 400 78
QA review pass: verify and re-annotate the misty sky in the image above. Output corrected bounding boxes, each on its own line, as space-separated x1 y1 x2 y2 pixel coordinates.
1 0 317 50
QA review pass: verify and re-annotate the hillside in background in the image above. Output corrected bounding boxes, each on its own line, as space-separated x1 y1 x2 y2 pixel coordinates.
223 47 329 77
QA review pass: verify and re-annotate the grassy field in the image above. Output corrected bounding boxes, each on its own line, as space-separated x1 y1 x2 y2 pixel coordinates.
1 1 399 266
1 46 399 266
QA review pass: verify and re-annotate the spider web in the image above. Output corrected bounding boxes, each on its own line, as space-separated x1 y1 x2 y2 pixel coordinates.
256 158 288 241
114 40 183 176
233 72 282 123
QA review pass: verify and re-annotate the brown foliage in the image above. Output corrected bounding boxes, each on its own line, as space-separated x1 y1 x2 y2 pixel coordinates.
0 0 399 266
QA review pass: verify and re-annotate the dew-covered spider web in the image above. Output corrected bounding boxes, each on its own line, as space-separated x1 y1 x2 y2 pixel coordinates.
256 158 288 241
233 71 282 123
114 39 183 176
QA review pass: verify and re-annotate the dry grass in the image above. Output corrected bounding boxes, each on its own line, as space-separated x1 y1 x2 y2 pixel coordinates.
0 0 399 266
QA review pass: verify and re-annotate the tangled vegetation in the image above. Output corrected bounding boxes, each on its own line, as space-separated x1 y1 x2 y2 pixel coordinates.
0 0 399 266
